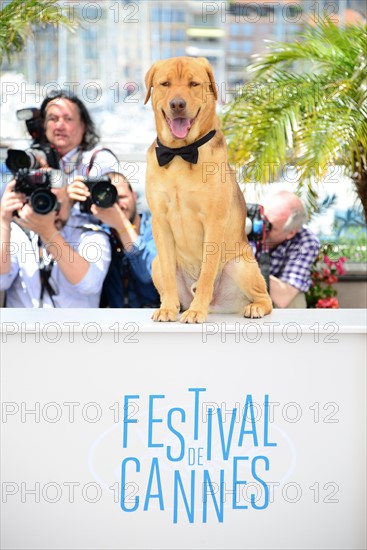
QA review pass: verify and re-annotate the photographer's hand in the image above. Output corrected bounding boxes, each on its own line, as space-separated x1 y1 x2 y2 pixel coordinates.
35 155 48 168
91 203 138 252
16 204 58 242
17 203 91 285
67 176 90 205
269 275 300 308
91 202 123 230
0 181 26 275
0 180 26 224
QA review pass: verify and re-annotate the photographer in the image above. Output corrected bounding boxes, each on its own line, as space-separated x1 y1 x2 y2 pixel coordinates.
40 90 118 180
263 191 320 308
0 178 111 308
6 90 118 185
68 172 160 308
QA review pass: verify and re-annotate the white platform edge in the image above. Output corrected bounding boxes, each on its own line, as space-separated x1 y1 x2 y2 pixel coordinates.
0 308 366 334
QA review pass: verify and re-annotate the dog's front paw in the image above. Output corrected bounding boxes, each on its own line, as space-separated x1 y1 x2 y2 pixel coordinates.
152 308 179 322
244 301 272 319
180 309 207 324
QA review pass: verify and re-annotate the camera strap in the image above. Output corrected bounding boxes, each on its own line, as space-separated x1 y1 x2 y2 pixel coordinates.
258 251 270 292
60 148 83 175
86 148 119 176
14 224 57 307
38 236 56 307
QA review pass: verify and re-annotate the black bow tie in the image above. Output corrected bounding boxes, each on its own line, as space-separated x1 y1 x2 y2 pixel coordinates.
155 130 216 167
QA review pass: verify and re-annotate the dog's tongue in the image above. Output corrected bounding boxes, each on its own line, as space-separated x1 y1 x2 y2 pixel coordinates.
171 118 191 139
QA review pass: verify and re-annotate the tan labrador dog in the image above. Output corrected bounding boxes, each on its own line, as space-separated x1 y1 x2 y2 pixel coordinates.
144 56 272 323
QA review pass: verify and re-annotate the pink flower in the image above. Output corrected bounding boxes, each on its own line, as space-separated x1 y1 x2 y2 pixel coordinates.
316 297 339 309
323 255 333 267
335 257 346 275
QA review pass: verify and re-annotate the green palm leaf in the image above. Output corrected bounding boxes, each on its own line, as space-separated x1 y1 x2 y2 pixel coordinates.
222 18 367 220
0 0 77 64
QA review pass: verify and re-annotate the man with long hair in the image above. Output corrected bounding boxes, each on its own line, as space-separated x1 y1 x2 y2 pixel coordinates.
40 89 118 179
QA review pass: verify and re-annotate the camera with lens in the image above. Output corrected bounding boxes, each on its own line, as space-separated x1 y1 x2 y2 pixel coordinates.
13 169 65 215
5 107 60 174
5 144 60 174
6 107 64 215
246 203 272 243
80 176 118 214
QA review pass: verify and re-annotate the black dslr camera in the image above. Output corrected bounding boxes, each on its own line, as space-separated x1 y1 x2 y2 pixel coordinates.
80 176 118 214
5 144 59 173
13 169 65 215
246 203 272 244
6 108 64 215
5 108 60 173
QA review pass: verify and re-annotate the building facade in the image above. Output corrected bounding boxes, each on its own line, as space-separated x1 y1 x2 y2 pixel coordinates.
2 0 364 111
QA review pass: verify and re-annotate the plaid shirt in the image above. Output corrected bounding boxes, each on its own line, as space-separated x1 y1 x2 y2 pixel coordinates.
269 226 320 292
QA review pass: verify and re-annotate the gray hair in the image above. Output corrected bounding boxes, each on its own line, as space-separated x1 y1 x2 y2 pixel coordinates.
282 203 307 233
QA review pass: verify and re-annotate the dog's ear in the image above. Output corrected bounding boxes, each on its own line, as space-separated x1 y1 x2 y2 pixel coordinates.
144 64 156 105
197 57 218 101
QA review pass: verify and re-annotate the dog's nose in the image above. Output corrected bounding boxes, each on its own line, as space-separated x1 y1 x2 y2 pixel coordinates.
169 97 186 113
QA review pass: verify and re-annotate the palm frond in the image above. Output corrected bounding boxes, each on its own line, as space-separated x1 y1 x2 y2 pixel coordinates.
221 19 367 218
250 18 367 78
222 71 330 181
0 0 77 64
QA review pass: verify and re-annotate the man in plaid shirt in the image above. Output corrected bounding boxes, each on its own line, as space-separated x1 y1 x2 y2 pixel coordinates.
264 191 320 308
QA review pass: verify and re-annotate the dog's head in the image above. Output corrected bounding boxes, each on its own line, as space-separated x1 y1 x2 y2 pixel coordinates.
144 56 218 145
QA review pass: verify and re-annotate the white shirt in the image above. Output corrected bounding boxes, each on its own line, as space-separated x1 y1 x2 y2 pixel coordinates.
0 213 111 308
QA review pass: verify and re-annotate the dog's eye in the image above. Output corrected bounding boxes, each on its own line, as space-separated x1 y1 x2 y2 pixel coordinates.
190 82 200 87
160 82 170 87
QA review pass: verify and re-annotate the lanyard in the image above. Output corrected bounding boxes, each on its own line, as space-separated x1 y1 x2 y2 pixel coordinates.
38 236 56 307
60 148 84 176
